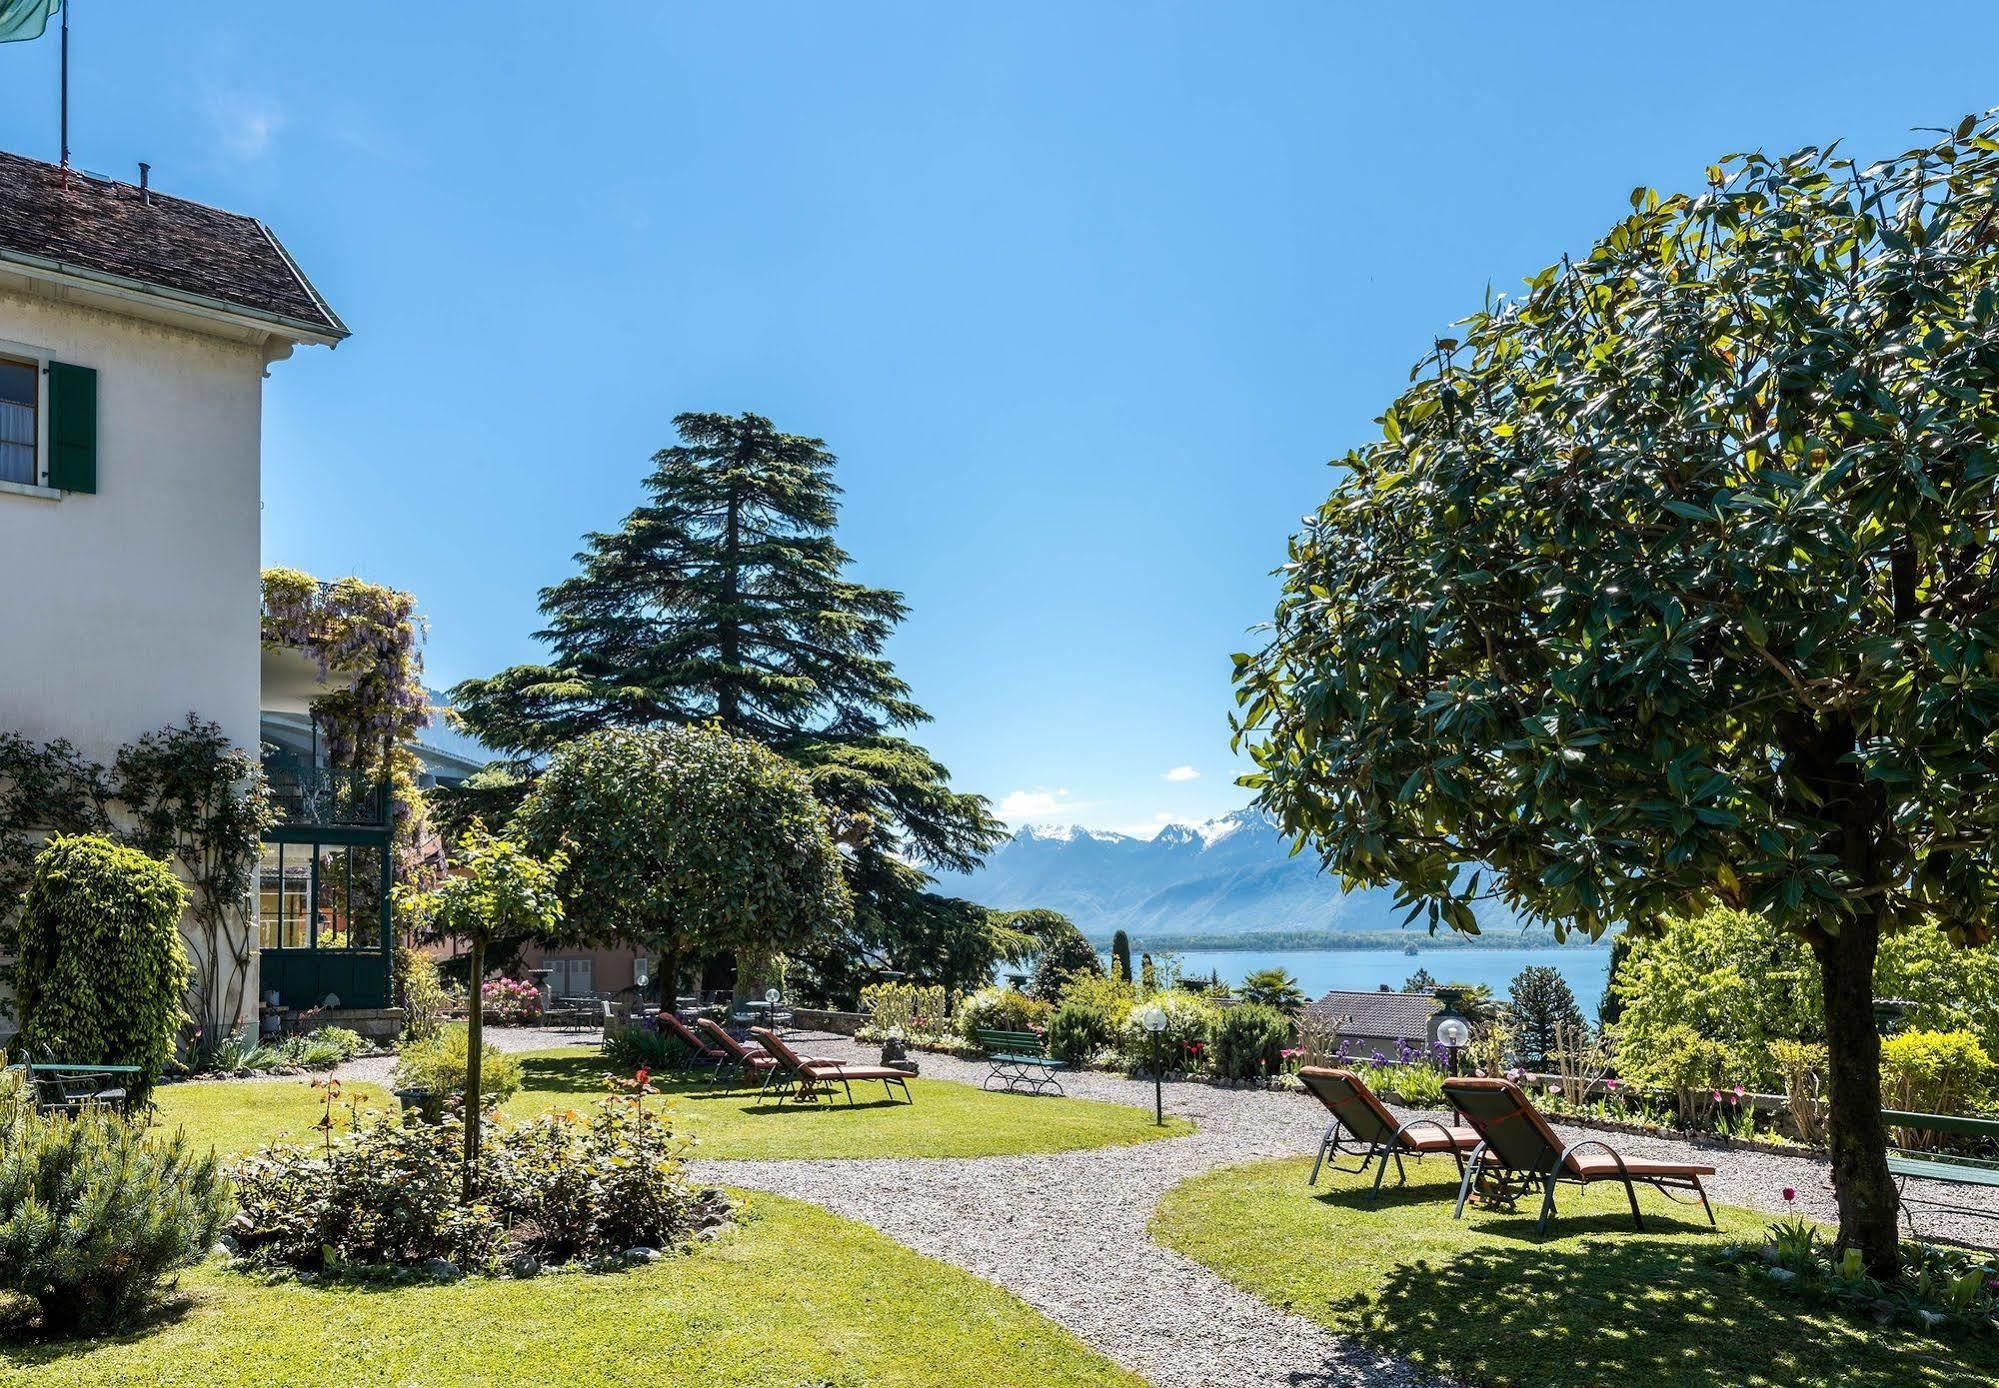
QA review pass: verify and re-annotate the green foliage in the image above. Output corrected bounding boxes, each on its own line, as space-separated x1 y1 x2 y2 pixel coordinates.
1374 1063 1447 1106
231 1101 506 1272
487 1091 706 1261
603 1022 688 1072
1210 1003 1293 1080
0 1093 227 1335
394 1025 524 1107
1507 965 1587 1071
396 944 450 1045
1120 991 1217 1073
1768 1039 1829 1143
1880 1030 1991 1118
1402 967 1437 993
1010 910 1100 1001
1614 908 1999 1087
1239 968 1307 1012
512 726 848 973
1046 997 1118 1067
955 985 1050 1038
1619 1022 1744 1125
13 835 190 1095
858 982 952 1039
115 716 276 1050
1110 930 1132 983
0 732 112 940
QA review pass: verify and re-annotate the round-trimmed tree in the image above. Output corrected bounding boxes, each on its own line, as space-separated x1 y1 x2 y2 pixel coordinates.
513 725 851 1001
1235 115 1999 1275
13 834 191 1096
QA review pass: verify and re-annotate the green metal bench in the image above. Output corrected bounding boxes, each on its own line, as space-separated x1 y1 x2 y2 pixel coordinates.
1884 1108 1999 1232
975 1028 1064 1097
16 1061 146 1117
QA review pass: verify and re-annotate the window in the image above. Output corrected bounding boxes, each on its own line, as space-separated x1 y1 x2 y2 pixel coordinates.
0 356 34 487
548 957 595 1000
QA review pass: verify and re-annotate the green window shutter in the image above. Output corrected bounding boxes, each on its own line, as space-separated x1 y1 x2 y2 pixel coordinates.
47 361 97 494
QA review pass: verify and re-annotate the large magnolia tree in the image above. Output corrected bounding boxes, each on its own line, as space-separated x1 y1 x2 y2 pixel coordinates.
1234 115 1999 1275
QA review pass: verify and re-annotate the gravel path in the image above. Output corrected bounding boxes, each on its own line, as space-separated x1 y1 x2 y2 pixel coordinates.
696 1033 1998 1388
334 1023 605 1086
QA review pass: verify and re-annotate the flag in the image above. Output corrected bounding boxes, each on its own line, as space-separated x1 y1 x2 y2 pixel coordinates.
0 0 59 44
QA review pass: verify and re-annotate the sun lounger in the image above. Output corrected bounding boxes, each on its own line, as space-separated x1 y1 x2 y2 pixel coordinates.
696 1017 784 1088
656 1013 731 1075
1297 1066 1480 1198
750 1026 913 1107
1442 1075 1716 1234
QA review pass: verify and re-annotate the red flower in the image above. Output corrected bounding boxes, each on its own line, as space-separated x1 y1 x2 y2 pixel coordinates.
1782 1187 1796 1203
635 1066 650 1088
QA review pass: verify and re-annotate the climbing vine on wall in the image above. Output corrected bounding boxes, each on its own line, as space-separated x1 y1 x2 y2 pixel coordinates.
260 568 439 892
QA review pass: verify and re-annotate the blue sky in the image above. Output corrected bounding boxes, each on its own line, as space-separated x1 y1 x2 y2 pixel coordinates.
5 3 1997 838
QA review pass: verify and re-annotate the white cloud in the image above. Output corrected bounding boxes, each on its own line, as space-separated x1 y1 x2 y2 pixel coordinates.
999 787 1070 820
1163 765 1201 782
206 89 285 161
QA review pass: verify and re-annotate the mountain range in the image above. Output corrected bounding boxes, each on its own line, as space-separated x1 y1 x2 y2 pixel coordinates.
933 808 1526 944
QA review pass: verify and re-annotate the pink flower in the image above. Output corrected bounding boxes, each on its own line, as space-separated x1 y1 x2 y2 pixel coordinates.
1606 1077 1619 1089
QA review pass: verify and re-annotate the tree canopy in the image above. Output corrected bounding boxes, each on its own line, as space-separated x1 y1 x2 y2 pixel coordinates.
511 725 851 990
1506 965 1587 1071
1234 115 1999 1272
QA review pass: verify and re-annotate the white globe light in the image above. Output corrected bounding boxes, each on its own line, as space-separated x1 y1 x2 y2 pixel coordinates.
1436 1017 1472 1048
1140 1004 1168 1034
765 987 781 1005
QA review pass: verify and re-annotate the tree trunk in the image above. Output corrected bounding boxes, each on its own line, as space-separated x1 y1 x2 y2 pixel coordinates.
657 943 681 1009
463 936 484 1201
1810 917 1900 1277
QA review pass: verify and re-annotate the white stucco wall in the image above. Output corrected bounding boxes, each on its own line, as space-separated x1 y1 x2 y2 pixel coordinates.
0 284 290 1038
0 284 268 760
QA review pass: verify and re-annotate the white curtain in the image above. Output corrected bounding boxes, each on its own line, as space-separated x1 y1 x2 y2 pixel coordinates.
0 400 31 485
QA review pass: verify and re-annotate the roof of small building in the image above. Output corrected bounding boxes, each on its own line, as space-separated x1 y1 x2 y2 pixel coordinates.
1305 988 1441 1040
0 150 346 340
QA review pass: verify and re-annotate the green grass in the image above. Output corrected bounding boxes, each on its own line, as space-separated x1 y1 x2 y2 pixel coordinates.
0 1192 1140 1387
153 1049 1192 1162
1152 1155 1999 1388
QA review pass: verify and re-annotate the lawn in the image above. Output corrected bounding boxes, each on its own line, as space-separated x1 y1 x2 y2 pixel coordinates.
153 1048 1192 1161
1152 1155 1999 1388
0 1192 1140 1388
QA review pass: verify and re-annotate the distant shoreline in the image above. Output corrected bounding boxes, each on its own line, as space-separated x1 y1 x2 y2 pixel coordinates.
1088 931 1606 953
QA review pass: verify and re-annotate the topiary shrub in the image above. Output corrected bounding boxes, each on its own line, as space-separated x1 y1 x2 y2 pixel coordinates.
1046 997 1117 1067
12 835 190 1097
1210 1003 1293 1081
0 1085 228 1335
393 1024 522 1107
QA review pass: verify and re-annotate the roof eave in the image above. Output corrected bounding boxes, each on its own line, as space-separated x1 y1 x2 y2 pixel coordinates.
0 244 348 347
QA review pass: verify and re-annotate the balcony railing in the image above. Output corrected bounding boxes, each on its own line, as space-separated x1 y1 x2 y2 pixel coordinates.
264 751 389 828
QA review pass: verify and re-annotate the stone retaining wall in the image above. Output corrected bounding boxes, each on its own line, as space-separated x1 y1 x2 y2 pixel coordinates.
791 1008 867 1036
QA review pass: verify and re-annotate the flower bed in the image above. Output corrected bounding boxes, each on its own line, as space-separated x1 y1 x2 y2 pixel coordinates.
482 976 543 1026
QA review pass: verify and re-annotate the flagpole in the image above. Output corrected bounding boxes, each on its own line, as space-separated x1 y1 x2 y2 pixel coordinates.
58 0 68 167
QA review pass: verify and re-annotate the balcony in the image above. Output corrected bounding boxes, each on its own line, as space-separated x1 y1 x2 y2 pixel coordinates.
263 749 389 829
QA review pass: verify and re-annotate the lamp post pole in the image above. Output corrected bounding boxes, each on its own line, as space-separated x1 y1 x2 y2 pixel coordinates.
1140 1004 1167 1126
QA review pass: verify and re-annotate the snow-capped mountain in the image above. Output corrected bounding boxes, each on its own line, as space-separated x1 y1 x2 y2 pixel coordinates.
935 808 1514 941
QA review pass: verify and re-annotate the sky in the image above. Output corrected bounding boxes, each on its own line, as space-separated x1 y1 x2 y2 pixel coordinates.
5 3 1998 839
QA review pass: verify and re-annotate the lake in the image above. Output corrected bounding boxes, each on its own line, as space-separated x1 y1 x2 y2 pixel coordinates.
1161 944 1613 1013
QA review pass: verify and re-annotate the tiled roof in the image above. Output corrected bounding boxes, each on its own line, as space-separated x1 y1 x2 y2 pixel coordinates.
0 150 346 340
1305 989 1440 1040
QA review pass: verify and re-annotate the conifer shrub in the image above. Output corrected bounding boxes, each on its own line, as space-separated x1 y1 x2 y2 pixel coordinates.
12 835 190 1097
0 1081 228 1335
